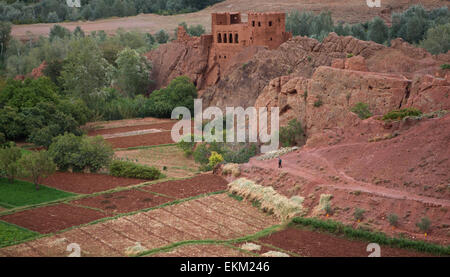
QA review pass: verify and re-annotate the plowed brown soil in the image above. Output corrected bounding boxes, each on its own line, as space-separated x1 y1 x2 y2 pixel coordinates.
257 228 434 257
105 131 175 148
0 204 106 234
41 172 147 194
71 189 172 214
142 174 228 199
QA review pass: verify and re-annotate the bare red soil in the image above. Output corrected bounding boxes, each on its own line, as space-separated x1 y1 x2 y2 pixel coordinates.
88 122 176 136
258 228 433 257
41 172 147 194
141 174 228 199
71 189 172 214
0 204 106 234
105 131 175 148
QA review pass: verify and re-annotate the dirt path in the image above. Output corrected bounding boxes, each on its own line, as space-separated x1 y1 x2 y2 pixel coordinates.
247 147 450 208
11 0 447 39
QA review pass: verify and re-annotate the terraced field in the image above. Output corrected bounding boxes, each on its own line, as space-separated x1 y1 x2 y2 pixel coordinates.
0 194 279 257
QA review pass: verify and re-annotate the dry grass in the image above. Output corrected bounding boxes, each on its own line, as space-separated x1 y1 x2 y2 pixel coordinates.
312 194 333 216
227 178 305 220
114 145 199 178
222 163 241 177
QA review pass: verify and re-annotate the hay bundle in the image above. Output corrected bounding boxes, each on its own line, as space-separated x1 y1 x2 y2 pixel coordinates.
312 194 333 216
255 146 299 161
227 178 305 220
222 163 241 177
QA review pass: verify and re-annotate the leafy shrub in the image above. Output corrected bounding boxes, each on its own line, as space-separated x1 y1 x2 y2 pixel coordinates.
420 23 450 55
416 217 431 232
354 208 365 221
279 119 306 147
441 64 450 70
382 108 422 121
313 99 323 107
387 213 399 227
110 160 162 180
222 143 258 164
208 151 223 167
147 76 197 118
0 145 22 183
367 17 389 44
351 102 372 119
48 133 113 172
19 150 56 190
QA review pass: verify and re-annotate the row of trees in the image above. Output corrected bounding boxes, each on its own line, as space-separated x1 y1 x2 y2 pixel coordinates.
286 5 449 54
0 0 224 24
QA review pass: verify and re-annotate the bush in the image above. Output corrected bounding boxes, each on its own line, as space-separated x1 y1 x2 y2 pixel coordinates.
109 160 162 180
313 99 323 107
351 102 372 119
208 151 223 167
279 119 306 147
441 64 450 70
419 23 450 55
19 150 56 190
354 208 365 221
0 145 22 183
387 213 399 227
416 217 431 232
382 108 422 121
367 17 388 44
147 76 197 118
48 133 113 172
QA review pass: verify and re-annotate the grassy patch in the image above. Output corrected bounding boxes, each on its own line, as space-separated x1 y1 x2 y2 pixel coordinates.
0 221 39 248
382 108 422 121
0 178 75 208
290 217 450 256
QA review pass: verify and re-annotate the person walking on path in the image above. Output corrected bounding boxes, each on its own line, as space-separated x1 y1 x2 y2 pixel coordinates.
278 157 282 168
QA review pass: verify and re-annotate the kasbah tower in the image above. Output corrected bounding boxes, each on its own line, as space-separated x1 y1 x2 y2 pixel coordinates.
177 11 292 78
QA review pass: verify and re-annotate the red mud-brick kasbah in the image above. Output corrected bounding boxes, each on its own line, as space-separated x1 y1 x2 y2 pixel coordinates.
175 12 292 88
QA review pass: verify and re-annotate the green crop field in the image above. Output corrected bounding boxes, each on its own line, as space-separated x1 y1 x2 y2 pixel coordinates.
0 178 75 208
0 221 39 248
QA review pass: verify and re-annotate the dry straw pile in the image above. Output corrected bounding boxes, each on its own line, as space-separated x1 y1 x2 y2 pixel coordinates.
227 178 305 220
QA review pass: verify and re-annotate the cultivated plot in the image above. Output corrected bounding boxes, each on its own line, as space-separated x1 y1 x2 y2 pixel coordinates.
0 194 279 257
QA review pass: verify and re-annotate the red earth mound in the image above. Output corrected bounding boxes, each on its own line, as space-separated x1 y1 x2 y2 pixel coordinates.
0 204 106 234
41 172 147 194
71 189 172 214
258 228 433 257
141 174 228 199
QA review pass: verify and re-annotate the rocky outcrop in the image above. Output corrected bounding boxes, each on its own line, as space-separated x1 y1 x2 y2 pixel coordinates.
202 33 385 109
201 33 446 110
255 66 411 136
405 73 450 113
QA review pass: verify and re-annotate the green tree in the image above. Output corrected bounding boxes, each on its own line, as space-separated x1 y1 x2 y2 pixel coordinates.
279 119 306 147
367 17 388 44
60 37 113 105
79 136 114 173
114 47 152 97
0 21 12 61
420 23 450 55
0 146 22 183
155 29 169 44
19 150 56 190
49 25 71 42
147 76 197 118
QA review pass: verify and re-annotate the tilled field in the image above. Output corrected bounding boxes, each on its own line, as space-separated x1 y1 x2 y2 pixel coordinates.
0 204 106 234
256 228 433 257
41 172 147 194
71 189 173 214
88 122 176 136
141 174 228 199
105 131 175 149
0 194 279 257
147 244 252 257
